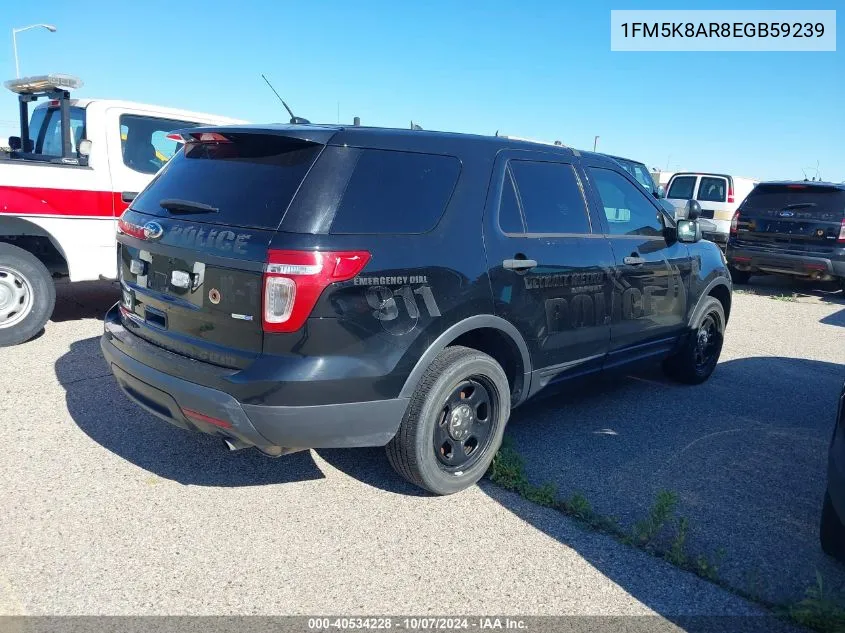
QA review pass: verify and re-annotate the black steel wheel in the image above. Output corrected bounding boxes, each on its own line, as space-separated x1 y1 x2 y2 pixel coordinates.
387 346 510 495
662 297 725 385
433 377 498 472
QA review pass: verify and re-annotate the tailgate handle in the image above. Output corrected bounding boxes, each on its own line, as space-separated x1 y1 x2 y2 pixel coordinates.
121 191 138 203
623 256 646 266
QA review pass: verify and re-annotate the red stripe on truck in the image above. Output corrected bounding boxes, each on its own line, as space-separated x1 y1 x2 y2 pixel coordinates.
0 186 129 218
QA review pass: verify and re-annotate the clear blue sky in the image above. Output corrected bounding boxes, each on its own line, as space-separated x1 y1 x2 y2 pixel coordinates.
2 0 843 181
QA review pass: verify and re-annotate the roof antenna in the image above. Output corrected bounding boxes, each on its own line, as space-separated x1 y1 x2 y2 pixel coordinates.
261 74 310 124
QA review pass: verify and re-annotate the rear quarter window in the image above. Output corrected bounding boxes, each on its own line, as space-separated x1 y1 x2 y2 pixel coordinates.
328 149 460 235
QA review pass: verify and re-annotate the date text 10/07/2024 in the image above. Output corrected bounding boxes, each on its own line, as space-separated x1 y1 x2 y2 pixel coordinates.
307 617 528 630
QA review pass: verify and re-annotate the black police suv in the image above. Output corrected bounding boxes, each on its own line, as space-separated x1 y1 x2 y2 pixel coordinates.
101 124 732 495
726 181 845 290
822 381 845 563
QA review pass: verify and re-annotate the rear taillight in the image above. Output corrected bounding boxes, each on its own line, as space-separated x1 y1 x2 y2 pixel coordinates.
727 184 734 204
262 250 371 333
117 216 146 240
838 219 845 243
730 210 740 235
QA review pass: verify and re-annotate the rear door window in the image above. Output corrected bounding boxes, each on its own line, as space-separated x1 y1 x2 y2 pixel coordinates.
120 114 199 175
667 175 697 200
328 149 460 234
130 134 323 229
697 177 727 203
508 160 592 234
498 169 525 233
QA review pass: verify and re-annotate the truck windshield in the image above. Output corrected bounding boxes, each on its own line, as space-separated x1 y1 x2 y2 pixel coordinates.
27 106 86 156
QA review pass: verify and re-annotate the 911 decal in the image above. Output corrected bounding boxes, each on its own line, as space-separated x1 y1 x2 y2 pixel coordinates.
365 284 441 335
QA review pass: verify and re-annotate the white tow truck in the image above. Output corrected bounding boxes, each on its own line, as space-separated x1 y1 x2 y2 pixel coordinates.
0 74 245 346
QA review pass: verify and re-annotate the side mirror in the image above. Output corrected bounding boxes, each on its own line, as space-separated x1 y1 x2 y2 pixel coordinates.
8 136 21 151
657 185 666 199
677 219 702 243
78 139 92 157
685 199 702 220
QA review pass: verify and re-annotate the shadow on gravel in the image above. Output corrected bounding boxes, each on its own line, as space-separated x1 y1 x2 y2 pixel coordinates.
51 279 120 323
820 308 845 328
56 336 325 487
485 356 845 606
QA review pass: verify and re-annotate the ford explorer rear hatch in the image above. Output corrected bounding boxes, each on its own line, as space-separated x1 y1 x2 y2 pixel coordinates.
733 182 845 251
115 128 335 368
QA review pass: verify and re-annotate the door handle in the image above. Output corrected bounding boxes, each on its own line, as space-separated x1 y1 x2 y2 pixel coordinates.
623 256 646 266
121 191 138 203
503 258 538 271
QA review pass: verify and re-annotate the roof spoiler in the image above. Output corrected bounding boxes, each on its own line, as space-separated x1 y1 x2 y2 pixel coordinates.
176 124 341 146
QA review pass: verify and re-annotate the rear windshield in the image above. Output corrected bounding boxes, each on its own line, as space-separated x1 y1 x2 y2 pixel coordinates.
131 134 322 230
742 184 845 217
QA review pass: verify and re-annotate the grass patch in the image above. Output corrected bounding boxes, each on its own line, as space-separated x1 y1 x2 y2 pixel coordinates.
786 572 845 633
488 442 723 581
633 490 678 547
770 293 798 302
488 441 845 631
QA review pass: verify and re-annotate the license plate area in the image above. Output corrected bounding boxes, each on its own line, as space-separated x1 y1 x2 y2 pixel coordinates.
144 306 167 329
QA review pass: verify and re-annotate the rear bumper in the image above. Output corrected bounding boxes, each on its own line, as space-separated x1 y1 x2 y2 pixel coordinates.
101 304 407 450
828 389 845 520
726 243 845 278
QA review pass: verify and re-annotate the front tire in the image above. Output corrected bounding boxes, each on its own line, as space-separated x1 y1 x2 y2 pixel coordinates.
0 243 55 347
662 297 725 385
386 346 510 495
821 491 845 563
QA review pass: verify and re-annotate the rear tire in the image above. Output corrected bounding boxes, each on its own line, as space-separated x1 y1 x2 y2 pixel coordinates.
821 491 845 563
729 266 751 285
386 346 510 495
662 297 725 385
0 243 55 347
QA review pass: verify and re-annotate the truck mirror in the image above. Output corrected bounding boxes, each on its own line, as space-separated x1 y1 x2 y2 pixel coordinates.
78 139 92 157
8 136 21 151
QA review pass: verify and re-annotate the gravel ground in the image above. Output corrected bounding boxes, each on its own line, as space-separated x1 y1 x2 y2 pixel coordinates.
0 277 837 625
505 277 845 604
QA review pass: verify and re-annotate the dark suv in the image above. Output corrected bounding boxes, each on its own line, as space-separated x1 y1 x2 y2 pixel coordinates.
726 181 845 290
101 125 732 495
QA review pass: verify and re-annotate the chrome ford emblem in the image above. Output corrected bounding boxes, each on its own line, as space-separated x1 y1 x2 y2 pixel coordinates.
143 221 164 240
779 210 795 217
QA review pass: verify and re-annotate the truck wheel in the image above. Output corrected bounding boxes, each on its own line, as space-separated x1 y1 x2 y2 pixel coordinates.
821 491 845 562
0 243 56 347
662 297 725 385
386 346 510 495
729 266 751 285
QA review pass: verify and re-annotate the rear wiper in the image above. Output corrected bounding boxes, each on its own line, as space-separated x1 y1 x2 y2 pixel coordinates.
784 202 817 209
159 198 219 214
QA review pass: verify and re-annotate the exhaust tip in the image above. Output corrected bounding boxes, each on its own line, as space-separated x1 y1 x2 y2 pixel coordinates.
223 438 249 452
